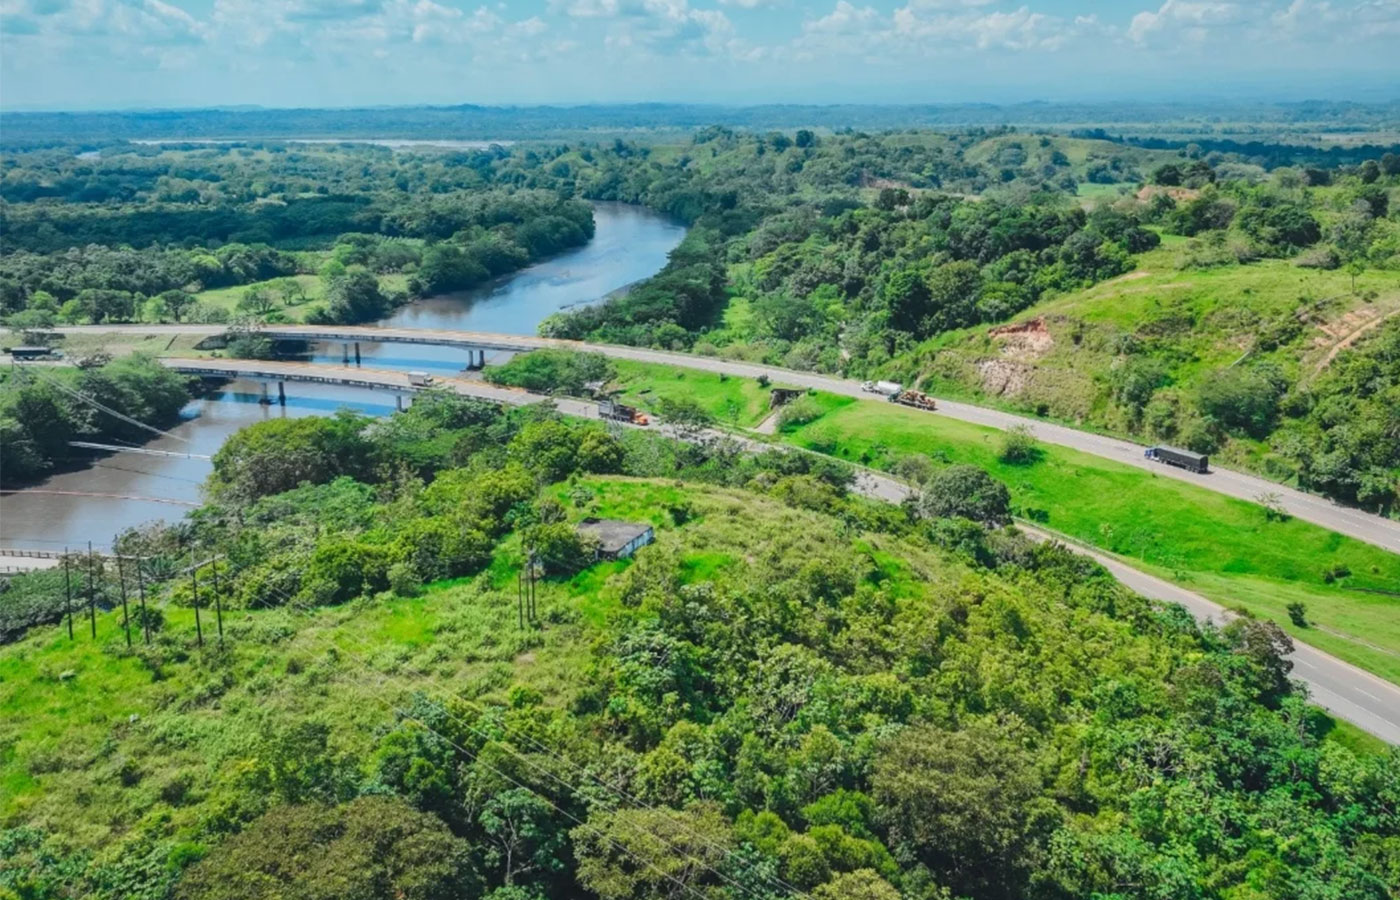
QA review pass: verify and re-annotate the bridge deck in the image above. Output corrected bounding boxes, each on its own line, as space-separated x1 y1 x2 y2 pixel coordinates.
162 359 602 420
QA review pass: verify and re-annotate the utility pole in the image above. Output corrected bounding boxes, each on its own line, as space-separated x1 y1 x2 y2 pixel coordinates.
527 550 537 625
86 542 96 639
210 555 223 646
136 560 150 645
116 553 131 647
63 549 73 640
190 549 203 647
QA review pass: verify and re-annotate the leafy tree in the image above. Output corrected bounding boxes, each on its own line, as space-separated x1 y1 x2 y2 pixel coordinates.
235 286 275 315
211 412 373 502
323 268 388 324
176 796 475 900
478 788 566 886
915 465 1011 526
872 721 1050 899
572 803 736 900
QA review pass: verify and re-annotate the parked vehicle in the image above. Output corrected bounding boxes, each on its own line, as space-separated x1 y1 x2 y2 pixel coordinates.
599 398 649 425
1145 445 1209 474
892 389 937 411
7 346 62 361
861 380 903 396
408 371 434 387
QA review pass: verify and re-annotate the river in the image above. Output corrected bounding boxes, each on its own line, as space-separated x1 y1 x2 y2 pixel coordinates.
0 203 685 552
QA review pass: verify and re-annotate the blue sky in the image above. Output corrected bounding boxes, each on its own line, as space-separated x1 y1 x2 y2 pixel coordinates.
2 0 1397 110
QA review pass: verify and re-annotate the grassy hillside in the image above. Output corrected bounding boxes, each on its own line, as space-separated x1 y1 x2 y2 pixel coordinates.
773 392 1400 682
4 470 1397 900
493 350 1400 685
898 237 1400 490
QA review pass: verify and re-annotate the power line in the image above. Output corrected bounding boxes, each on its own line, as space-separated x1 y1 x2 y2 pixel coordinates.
216 556 807 900
19 367 191 444
211 566 782 900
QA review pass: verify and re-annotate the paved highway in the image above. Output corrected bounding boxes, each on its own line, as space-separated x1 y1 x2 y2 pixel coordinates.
149 357 1400 744
51 323 1400 555
845 466 1400 745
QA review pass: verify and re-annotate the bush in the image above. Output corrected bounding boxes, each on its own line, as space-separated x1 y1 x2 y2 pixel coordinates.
176 796 475 900
777 396 823 429
387 562 422 597
1197 365 1286 437
916 465 1011 526
998 425 1041 465
300 539 390 605
484 350 615 396
525 522 596 576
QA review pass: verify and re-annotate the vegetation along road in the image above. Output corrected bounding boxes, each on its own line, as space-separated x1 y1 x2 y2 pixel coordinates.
146 355 1400 745
55 322 1400 556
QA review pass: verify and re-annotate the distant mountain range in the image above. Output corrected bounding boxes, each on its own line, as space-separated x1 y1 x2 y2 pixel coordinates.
4 99 1398 144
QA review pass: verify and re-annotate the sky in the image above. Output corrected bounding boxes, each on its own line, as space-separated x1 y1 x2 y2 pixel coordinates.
1 0 1398 110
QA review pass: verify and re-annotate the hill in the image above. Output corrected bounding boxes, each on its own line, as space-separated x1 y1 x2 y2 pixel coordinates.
2 394 1398 900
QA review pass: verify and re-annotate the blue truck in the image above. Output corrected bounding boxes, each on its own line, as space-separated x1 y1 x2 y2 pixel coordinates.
1145 445 1209 474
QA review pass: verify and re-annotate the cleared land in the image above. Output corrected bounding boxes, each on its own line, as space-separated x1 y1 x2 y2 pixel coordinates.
908 241 1400 476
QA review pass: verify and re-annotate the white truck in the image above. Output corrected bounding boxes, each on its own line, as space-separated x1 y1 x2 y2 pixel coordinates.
408 371 434 388
861 380 903 397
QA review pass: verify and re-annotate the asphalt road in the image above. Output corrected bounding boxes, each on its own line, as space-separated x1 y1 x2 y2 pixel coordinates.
49 323 1400 556
168 359 1400 745
13 351 1400 743
845 466 1400 746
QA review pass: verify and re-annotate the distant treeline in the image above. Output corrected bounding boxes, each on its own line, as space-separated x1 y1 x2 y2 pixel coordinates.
5 100 1400 144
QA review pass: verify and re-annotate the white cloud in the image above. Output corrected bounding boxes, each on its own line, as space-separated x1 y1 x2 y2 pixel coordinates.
1127 0 1246 43
792 0 1090 59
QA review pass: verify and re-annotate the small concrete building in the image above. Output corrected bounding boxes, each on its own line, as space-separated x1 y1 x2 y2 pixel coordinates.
578 518 655 560
769 387 805 409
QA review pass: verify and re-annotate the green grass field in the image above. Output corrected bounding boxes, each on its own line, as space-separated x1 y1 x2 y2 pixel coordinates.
191 273 410 321
773 394 1400 682
611 358 794 428
902 246 1400 475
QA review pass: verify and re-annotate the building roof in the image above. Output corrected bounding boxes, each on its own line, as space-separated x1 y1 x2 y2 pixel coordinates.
577 518 653 554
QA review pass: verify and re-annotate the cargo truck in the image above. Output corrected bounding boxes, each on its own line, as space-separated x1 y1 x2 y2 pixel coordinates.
891 389 937 411
599 399 649 426
1145 445 1209 474
861 380 903 397
408 371 434 388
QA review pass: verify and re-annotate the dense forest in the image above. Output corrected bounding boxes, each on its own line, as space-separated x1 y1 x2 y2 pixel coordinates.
5 99 1400 144
0 144 594 326
0 355 194 486
2 390 1397 900
3 123 1398 506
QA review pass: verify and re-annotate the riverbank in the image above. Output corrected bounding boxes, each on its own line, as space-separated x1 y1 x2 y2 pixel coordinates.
0 204 687 550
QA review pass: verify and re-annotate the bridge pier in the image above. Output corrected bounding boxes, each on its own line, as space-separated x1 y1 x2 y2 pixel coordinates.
396 394 404 411
354 342 361 365
278 381 286 406
465 348 486 371
342 343 350 364
259 382 271 405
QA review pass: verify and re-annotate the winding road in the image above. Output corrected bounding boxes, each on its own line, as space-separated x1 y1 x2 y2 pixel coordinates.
48 323 1400 555
76 355 1395 745
19 329 1400 743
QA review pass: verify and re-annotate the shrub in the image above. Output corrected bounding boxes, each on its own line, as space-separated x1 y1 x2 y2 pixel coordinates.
777 396 824 429
1197 365 1286 437
998 425 1041 465
916 465 1011 526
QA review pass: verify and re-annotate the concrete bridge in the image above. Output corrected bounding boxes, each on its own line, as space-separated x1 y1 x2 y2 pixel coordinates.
160 358 602 419
43 323 1400 557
